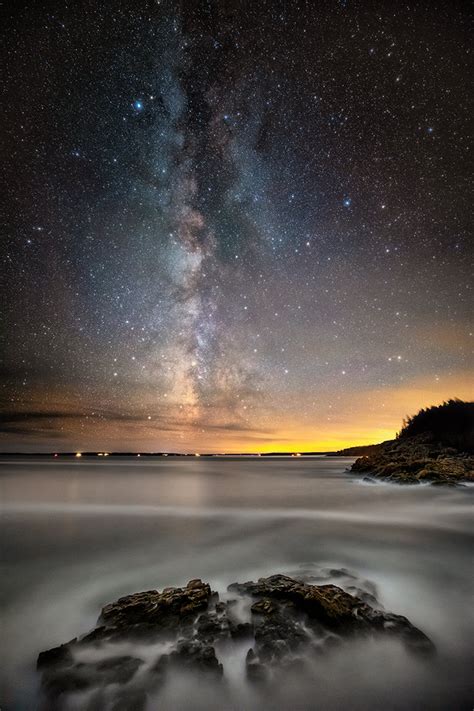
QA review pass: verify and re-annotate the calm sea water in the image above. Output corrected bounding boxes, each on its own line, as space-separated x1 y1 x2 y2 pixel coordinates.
1 456 473 710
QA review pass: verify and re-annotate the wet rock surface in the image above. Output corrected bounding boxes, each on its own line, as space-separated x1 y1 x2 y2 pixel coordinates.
97 578 214 640
351 433 474 485
37 569 435 709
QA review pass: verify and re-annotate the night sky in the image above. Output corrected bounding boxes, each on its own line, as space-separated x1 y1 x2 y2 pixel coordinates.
2 1 472 453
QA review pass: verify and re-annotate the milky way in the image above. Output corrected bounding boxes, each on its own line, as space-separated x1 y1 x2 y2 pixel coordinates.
2 1 472 452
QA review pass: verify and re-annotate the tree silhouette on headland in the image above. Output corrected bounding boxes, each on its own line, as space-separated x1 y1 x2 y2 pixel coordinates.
398 399 474 452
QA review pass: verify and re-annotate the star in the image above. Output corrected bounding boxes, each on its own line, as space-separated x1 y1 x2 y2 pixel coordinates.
2 0 470 455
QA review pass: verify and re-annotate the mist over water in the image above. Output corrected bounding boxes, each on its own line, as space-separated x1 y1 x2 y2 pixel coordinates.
1 457 473 710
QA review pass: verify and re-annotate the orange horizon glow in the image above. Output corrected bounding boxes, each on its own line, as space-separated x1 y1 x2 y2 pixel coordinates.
1 372 472 454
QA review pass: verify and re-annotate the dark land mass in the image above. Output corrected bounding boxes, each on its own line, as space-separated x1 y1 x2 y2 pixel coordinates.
350 400 474 485
37 570 434 709
327 443 386 457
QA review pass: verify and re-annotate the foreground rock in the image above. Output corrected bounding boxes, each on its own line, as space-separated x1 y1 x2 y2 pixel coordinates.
37 571 434 708
351 433 474 485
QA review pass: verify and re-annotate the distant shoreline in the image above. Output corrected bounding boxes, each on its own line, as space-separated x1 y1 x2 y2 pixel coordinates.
0 451 359 458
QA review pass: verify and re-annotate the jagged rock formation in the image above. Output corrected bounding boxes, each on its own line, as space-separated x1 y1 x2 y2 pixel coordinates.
351 433 474 485
37 571 434 709
350 400 474 485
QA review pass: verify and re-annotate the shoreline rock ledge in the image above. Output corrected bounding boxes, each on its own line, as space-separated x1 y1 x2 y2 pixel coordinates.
350 400 474 485
350 433 474 485
37 574 434 709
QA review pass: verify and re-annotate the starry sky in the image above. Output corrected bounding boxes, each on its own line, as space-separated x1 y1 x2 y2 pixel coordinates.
2 1 472 453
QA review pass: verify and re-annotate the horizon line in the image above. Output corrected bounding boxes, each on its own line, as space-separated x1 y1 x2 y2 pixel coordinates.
0 447 377 457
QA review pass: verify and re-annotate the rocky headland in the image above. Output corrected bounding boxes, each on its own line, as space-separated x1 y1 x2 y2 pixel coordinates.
350 400 474 485
351 433 474 485
37 569 434 709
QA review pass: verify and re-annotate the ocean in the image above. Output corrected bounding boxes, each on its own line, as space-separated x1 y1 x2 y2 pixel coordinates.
1 456 473 709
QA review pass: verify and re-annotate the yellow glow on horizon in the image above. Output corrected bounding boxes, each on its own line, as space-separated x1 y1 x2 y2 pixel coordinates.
4 370 472 454
200 372 474 454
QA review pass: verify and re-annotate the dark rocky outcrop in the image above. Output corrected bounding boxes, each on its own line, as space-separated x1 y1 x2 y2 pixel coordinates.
349 401 474 485
41 656 143 696
157 638 223 676
37 640 76 670
351 432 474 485
37 572 434 708
230 574 434 667
99 578 213 635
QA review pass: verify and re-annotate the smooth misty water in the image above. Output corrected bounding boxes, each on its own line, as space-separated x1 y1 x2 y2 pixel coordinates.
1 456 473 710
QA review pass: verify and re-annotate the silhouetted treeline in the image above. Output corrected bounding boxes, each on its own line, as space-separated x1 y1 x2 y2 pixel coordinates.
398 399 474 451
